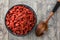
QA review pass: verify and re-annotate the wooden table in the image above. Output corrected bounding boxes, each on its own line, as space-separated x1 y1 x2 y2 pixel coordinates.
0 0 60 40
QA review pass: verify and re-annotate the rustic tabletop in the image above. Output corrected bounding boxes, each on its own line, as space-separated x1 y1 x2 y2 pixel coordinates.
0 0 60 40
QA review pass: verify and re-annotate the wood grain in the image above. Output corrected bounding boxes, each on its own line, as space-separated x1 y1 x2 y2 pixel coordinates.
0 0 60 40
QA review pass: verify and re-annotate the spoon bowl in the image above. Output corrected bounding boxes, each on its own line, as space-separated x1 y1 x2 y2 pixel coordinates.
35 21 48 36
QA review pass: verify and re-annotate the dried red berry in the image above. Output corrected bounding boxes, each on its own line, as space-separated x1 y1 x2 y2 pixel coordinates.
5 5 36 36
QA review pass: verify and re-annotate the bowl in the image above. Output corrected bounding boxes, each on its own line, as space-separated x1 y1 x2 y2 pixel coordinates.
5 4 37 36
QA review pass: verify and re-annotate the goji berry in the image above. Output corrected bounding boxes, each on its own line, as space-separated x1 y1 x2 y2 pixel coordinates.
5 5 36 36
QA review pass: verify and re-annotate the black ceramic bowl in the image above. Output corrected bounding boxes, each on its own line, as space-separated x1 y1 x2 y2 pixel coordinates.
5 4 37 36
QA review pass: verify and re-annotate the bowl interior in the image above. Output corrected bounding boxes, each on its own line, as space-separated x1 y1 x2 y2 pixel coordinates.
5 4 37 36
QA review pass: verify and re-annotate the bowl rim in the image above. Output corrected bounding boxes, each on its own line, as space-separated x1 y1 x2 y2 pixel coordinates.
5 4 37 37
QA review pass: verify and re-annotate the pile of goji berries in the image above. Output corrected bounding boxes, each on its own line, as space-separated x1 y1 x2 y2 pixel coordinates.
5 5 36 36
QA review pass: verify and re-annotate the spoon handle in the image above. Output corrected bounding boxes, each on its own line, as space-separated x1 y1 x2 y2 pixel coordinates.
45 1 60 23
52 1 60 13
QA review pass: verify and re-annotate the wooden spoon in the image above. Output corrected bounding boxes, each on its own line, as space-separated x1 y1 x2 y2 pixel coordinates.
35 0 60 36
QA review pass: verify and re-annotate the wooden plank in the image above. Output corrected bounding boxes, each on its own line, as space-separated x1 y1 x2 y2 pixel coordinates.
1 0 60 40
0 0 9 40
